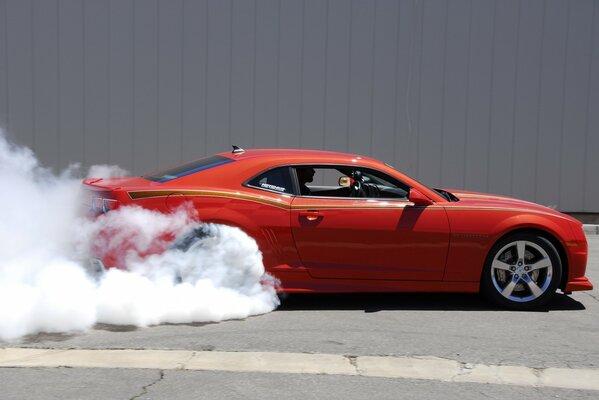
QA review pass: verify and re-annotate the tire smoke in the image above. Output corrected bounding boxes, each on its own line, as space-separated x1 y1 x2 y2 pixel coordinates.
0 132 279 342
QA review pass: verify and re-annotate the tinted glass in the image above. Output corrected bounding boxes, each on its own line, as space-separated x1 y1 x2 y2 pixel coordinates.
247 167 294 194
144 155 234 182
295 166 409 199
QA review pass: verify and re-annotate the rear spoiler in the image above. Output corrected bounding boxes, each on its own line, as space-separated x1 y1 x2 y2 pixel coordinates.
82 179 119 213
83 178 122 192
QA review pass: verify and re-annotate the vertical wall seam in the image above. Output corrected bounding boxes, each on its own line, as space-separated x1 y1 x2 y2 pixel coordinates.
204 0 209 151
485 0 498 192
533 0 546 203
3 0 9 132
56 0 61 168
438 0 449 184
368 0 377 156
414 0 424 176
321 0 328 150
582 0 596 211
82 0 86 165
30 0 35 151
132 0 136 171
345 0 353 152
404 0 416 172
251 0 256 147
461 0 473 189
391 0 400 167
275 0 281 147
509 0 522 197
227 0 233 147
155 0 159 168
299 0 305 147
107 0 111 164
557 2 571 209
180 0 184 160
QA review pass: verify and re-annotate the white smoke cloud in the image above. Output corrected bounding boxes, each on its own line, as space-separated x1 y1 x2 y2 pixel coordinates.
0 132 279 342
87 164 129 179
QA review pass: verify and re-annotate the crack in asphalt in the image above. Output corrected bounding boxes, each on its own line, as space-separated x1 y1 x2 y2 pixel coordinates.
475 389 498 399
449 360 474 382
531 367 544 379
344 355 360 374
582 292 599 303
179 351 196 370
130 369 165 400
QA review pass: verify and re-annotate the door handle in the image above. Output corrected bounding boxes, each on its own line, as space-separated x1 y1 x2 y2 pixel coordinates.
299 210 322 222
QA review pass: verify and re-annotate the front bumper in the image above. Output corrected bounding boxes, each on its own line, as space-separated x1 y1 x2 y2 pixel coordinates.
563 224 591 293
565 276 594 292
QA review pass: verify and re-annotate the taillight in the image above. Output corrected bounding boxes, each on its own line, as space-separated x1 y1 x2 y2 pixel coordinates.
91 197 119 214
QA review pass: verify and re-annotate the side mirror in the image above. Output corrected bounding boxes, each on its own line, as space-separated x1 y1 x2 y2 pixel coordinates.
409 189 433 206
338 176 354 187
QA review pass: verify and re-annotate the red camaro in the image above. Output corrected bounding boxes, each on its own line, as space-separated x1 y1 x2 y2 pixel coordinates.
83 147 592 310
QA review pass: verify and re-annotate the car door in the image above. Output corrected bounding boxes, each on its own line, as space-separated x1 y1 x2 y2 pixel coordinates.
290 166 450 281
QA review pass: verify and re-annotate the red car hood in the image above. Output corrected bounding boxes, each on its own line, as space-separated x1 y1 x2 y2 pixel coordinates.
444 189 580 223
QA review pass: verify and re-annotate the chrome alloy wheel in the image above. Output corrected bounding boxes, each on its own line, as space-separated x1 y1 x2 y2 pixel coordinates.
490 240 553 303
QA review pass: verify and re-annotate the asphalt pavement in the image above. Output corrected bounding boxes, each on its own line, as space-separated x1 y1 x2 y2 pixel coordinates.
1 236 598 399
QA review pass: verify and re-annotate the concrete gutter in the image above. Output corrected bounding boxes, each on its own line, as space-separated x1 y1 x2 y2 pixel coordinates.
1 348 599 391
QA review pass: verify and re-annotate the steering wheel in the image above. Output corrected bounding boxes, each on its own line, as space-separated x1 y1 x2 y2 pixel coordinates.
365 182 380 198
349 170 364 197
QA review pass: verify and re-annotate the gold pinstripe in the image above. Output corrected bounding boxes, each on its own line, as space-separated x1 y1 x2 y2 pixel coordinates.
128 190 291 210
126 190 572 219
455 193 508 199
127 190 416 210
444 206 573 221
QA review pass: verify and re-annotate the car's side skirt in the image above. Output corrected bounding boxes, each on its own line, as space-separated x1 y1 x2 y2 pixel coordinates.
277 277 479 293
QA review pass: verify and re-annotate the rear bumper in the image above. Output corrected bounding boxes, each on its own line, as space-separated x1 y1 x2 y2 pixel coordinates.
565 276 594 292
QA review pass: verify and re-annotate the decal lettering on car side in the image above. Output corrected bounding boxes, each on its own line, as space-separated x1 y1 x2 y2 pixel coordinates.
260 183 286 192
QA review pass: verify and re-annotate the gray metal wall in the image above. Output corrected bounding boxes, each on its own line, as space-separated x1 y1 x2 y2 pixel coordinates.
0 0 597 212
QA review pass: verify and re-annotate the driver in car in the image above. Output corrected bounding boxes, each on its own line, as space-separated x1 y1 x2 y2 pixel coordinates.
297 167 315 195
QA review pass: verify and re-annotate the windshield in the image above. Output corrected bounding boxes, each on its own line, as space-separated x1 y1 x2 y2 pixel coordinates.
432 188 459 202
384 163 458 202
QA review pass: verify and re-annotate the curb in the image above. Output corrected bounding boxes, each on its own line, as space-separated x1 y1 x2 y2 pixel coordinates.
583 224 599 235
2 348 599 391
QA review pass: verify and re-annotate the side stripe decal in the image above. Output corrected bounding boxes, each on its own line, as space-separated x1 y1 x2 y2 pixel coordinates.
127 190 413 210
128 190 291 210
126 190 571 219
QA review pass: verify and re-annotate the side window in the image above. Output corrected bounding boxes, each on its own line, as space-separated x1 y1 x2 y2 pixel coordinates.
294 165 409 199
247 167 295 195
359 169 409 199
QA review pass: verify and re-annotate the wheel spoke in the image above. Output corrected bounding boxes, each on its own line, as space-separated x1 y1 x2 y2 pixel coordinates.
523 275 544 298
516 241 526 260
501 280 517 297
492 259 512 271
528 258 549 271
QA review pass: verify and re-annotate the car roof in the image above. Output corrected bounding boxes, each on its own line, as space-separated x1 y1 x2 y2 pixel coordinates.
216 148 382 165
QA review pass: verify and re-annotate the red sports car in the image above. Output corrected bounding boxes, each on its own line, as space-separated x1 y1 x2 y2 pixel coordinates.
83 147 592 310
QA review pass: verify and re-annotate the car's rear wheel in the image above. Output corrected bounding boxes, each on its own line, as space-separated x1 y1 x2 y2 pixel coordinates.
481 233 562 310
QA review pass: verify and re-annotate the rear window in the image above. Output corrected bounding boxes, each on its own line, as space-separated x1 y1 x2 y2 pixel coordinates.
246 167 295 194
144 155 234 183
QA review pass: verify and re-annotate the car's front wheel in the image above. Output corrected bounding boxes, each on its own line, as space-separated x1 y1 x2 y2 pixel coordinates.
481 233 562 310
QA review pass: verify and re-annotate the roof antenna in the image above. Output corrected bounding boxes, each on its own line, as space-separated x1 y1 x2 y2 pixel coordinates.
232 145 245 154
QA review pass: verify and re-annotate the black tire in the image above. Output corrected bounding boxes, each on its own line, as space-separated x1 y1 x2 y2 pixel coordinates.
171 226 210 251
481 233 562 310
